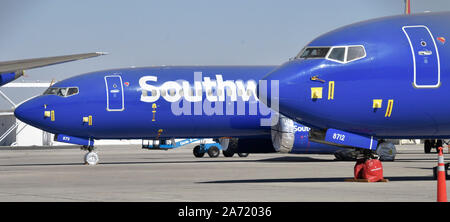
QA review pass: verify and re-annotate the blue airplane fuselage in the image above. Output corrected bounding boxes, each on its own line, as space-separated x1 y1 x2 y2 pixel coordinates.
262 12 450 139
14 66 342 154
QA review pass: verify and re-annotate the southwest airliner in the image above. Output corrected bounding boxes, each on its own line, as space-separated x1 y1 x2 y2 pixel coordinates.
260 11 450 159
14 66 351 164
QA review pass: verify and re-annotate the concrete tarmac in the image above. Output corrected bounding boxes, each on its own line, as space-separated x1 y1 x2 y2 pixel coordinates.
0 144 445 202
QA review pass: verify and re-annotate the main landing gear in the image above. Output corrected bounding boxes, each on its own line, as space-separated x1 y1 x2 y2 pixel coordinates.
81 145 99 165
424 139 443 153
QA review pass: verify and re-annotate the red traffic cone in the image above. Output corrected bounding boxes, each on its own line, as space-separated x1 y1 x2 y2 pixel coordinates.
437 147 447 202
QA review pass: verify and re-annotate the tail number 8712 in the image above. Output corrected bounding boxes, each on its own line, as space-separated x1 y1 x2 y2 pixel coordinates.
332 133 345 142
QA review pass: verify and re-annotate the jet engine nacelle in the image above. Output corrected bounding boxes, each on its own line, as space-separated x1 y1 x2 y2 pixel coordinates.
219 137 276 153
271 114 295 153
221 115 329 154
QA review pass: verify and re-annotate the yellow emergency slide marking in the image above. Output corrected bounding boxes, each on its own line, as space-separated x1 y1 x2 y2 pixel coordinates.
311 87 323 99
385 99 394 117
328 81 335 100
83 115 93 126
51 110 55 121
372 99 382 109
152 103 157 121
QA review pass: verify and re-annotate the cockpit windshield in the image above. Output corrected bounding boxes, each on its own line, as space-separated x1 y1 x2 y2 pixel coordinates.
44 87 79 97
294 45 366 63
296 47 330 59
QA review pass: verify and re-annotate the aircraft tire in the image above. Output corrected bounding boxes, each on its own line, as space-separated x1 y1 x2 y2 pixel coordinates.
237 153 249 158
222 150 235 157
193 145 205 158
207 146 220 158
424 140 431 153
84 152 99 165
436 140 443 153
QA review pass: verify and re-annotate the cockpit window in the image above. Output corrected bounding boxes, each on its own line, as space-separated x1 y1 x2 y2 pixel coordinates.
295 45 366 63
44 87 79 97
325 45 366 63
327 47 346 62
67 87 79 96
346 46 366 62
296 47 330 59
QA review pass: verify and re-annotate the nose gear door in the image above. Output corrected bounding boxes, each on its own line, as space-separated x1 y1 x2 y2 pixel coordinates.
104 75 125 111
402 25 441 88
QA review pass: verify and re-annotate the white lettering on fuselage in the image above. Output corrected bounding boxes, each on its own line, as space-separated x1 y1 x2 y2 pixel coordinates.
294 125 310 132
138 72 279 127
139 74 257 103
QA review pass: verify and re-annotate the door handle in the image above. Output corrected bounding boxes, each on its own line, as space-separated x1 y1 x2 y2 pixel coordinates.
418 50 432 56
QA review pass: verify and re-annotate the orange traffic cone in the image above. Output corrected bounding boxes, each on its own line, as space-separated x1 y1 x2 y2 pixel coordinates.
437 147 447 202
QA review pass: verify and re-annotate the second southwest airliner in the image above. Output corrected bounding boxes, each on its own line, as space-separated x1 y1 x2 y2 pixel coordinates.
260 11 450 157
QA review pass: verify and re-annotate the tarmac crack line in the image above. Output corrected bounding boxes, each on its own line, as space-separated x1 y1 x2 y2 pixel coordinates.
0 191 98 202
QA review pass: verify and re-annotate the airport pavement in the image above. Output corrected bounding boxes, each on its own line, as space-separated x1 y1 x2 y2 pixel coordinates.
0 144 445 202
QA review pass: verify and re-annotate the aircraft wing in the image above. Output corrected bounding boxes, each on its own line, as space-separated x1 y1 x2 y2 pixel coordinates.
0 52 107 74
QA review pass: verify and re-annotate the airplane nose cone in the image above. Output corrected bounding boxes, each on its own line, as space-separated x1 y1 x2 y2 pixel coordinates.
256 78 279 112
14 98 43 127
260 60 310 120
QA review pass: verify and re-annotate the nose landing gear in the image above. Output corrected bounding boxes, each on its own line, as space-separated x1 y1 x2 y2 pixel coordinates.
81 145 99 165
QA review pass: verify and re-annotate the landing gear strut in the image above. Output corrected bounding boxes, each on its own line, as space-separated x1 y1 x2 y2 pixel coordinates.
356 149 376 160
81 145 99 165
424 139 443 153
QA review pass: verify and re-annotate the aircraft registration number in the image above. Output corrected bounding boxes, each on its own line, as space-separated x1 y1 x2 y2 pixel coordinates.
332 133 345 142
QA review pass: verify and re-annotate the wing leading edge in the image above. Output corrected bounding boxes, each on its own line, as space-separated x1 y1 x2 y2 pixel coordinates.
0 52 107 74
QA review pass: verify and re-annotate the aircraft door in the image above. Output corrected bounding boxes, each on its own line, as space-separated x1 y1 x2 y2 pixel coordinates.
104 75 125 111
402 25 440 88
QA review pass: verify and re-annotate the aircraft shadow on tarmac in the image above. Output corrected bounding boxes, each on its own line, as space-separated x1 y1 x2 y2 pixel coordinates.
393 158 436 162
0 155 436 167
0 156 337 167
199 176 435 184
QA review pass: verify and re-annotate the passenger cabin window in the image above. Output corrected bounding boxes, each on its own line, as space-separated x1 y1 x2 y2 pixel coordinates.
296 47 330 59
43 87 79 97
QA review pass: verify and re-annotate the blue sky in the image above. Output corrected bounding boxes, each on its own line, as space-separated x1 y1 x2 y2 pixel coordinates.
0 0 449 82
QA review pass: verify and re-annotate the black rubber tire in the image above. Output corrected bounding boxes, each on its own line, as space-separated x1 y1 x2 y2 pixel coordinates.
424 140 431 153
436 140 443 153
237 153 249 157
222 149 235 157
208 146 220 158
193 145 205 158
